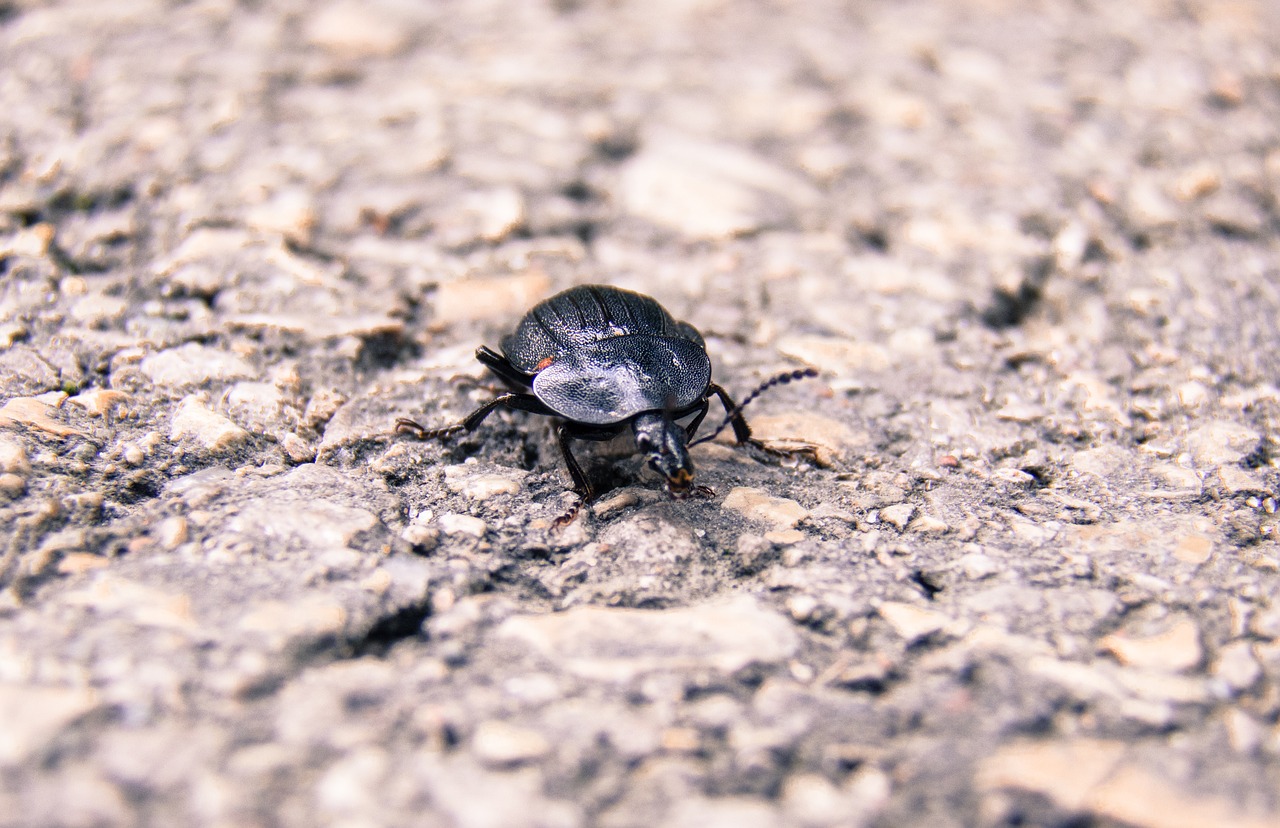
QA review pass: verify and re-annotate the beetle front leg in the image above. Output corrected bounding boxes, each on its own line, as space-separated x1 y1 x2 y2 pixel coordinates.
556 424 596 501
707 383 754 444
682 400 710 441
694 370 819 452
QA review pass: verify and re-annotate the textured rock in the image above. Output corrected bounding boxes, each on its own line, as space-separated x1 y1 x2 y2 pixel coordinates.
0 437 31 475
495 595 799 681
982 739 1280 828
238 597 349 642
303 0 412 57
434 271 553 326
0 684 100 765
438 514 489 537
3 1 1280 825
747 411 865 468
722 487 809 530
471 720 552 767
444 465 527 500
170 394 251 453
1185 421 1260 467
141 343 257 390
620 132 817 238
66 388 130 418
223 382 294 435
877 601 952 643
0 397 86 438
1099 617 1203 673
224 498 380 552
1213 641 1262 692
878 504 916 531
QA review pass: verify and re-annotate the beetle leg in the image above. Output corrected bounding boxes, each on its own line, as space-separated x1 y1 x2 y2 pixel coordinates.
691 369 819 448
554 422 626 500
475 345 534 389
460 393 553 430
396 393 553 442
395 417 464 440
682 400 711 441
556 424 595 500
552 500 583 529
707 383 755 444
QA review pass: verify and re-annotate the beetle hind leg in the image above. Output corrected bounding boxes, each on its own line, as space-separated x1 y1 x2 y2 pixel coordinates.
395 418 466 440
395 392 554 443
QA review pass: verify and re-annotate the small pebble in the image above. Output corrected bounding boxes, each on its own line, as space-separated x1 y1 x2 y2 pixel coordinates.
722 487 809 529
1212 641 1261 692
402 523 441 552
878 503 915 531
765 528 806 545
1217 466 1264 495
0 437 31 475
909 515 949 534
170 394 251 454
437 513 488 537
443 466 525 500
281 433 316 464
0 473 27 499
154 516 189 550
878 601 950 643
0 397 86 438
786 594 820 623
55 553 110 575
1099 617 1202 672
471 720 552 768
958 551 999 580
993 468 1035 486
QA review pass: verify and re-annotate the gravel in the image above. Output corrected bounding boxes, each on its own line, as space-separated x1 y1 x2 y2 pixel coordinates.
1 0 1279 825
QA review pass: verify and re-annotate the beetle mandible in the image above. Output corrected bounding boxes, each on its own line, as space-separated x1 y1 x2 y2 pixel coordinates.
396 284 815 501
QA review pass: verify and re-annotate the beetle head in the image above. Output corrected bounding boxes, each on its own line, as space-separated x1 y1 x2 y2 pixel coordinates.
632 412 694 496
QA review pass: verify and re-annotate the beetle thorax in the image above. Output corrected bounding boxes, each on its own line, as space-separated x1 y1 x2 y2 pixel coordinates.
631 411 693 495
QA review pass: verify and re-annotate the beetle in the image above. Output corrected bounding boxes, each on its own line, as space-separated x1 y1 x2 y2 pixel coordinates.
395 284 815 501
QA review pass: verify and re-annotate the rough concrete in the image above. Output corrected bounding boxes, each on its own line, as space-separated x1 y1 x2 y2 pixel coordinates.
1 0 1279 825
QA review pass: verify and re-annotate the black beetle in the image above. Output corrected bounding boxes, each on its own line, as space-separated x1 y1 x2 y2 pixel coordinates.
396 284 815 500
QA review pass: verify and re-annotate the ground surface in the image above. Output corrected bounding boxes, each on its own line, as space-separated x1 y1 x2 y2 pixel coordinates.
1 0 1280 825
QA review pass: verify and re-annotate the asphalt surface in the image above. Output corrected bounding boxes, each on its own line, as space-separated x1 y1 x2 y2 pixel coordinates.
1 0 1279 825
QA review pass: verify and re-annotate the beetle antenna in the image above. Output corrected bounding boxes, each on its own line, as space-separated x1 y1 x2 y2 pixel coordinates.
690 367 818 446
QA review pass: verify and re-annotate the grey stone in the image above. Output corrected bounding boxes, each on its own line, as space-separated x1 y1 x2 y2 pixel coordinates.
1185 421 1261 468
0 684 99 766
141 343 257 390
495 595 800 681
0 437 31 476
619 131 818 238
170 394 251 454
722 487 809 529
4 2 1280 826
470 720 552 767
